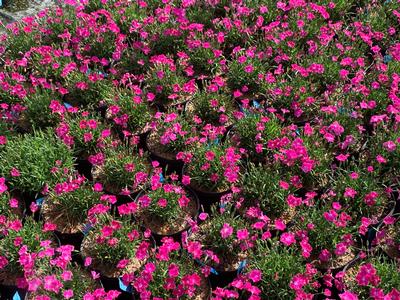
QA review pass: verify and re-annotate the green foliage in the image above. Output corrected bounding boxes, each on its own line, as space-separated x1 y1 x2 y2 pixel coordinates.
346 256 400 297
30 264 98 299
246 240 306 299
103 88 153 134
64 113 111 157
143 252 206 299
240 162 292 217
188 90 233 125
0 217 53 275
331 163 390 222
0 129 74 193
98 146 149 193
63 72 114 108
140 183 193 230
21 89 61 130
145 61 187 105
3 23 40 60
84 214 147 268
295 205 356 255
188 45 221 76
234 113 281 158
45 178 101 232
195 204 249 265
187 143 238 192
227 53 266 92
0 191 20 218
301 133 334 190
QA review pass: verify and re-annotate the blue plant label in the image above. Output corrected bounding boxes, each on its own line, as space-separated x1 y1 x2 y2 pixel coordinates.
35 197 45 207
82 223 93 236
207 138 220 148
237 260 247 274
384 55 393 64
118 277 133 293
159 172 165 183
63 102 73 109
210 267 219 275
13 292 21 300
295 129 300 136
252 100 261 108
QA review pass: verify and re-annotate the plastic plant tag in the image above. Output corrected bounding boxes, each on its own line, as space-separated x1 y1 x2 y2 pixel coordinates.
63 102 73 109
384 55 393 64
237 260 247 274
35 197 45 207
295 129 300 136
82 223 93 236
207 138 220 148
118 277 133 293
159 172 165 183
195 259 219 275
252 100 261 109
13 292 21 300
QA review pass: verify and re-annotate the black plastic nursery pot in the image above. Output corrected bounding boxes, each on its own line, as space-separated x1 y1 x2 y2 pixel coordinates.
113 192 139 208
359 197 399 250
208 269 240 289
99 275 134 300
54 231 85 264
0 285 27 300
135 186 200 246
152 99 189 114
15 191 44 221
75 158 93 181
185 182 231 213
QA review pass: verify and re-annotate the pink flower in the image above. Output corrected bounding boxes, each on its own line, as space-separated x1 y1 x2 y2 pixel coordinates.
157 198 168 208
63 290 74 299
244 65 254 73
279 181 289 190
289 274 307 291
339 291 359 300
84 257 92 267
93 183 103 192
199 213 208 221
318 249 331 262
248 269 262 283
43 275 62 293
280 232 296 246
376 155 387 164
274 219 286 231
182 175 191 185
383 141 397 152
328 121 344 136
168 264 179 278
10 168 20 177
117 259 129 269
336 153 349 162
220 223 233 239
344 188 357 199
0 178 7 193
287 194 302 207
237 229 249 240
